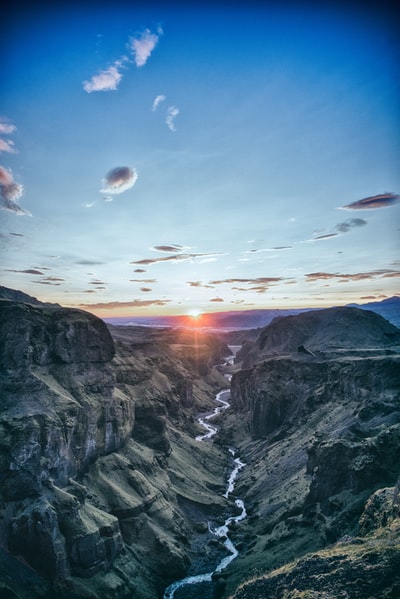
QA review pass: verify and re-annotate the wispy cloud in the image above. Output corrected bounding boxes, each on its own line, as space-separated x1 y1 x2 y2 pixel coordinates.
187 281 215 289
130 278 157 283
313 232 339 241
340 193 400 210
210 276 290 294
310 217 367 242
78 299 171 309
131 252 223 266
152 244 185 253
83 27 161 93
76 259 105 265
210 297 224 302
129 27 162 67
210 276 286 285
152 94 166 111
166 106 180 131
305 269 400 283
335 218 367 233
0 120 17 154
83 63 124 93
0 167 30 215
5 268 43 275
244 246 293 254
101 166 138 195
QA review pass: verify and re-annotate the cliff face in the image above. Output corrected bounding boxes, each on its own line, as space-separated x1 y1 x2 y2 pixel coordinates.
0 299 231 598
222 307 400 598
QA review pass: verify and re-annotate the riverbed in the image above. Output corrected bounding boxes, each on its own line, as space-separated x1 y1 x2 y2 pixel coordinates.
163 351 246 599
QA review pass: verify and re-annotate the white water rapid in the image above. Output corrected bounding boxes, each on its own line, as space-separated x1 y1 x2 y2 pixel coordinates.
163 349 246 599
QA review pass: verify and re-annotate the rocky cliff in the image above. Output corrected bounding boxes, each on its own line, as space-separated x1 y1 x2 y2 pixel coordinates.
0 298 231 598
218 307 400 598
1 296 399 599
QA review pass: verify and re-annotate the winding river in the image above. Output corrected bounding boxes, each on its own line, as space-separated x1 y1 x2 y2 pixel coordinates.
163 349 246 599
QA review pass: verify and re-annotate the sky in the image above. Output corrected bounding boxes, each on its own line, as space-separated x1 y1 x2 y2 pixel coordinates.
1 0 399 318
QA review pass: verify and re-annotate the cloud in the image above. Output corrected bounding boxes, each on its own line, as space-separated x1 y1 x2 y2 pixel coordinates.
83 64 124 93
152 95 166 111
187 281 214 289
131 252 223 266
341 193 400 210
140 287 152 292
210 276 286 285
244 246 293 254
166 106 179 131
130 278 157 283
134 268 146 273
0 122 16 135
84 201 96 208
210 297 224 302
129 28 162 67
0 120 17 154
305 269 400 283
0 139 16 154
78 299 171 310
210 276 291 295
335 218 367 233
313 233 339 241
152 244 185 253
101 166 138 195
76 259 105 265
0 166 30 215
5 268 43 275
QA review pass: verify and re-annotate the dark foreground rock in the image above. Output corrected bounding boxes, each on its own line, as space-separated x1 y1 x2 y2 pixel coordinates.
0 299 231 598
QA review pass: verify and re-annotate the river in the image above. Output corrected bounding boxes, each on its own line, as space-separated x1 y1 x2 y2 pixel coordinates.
163 349 246 599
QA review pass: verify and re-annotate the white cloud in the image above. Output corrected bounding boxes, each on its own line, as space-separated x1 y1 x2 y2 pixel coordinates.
0 120 17 154
0 139 16 154
152 94 166 111
101 166 138 195
0 122 16 135
83 64 124 93
166 105 180 131
130 28 162 67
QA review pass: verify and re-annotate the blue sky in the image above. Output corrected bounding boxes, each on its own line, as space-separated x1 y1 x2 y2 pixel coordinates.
1 1 399 317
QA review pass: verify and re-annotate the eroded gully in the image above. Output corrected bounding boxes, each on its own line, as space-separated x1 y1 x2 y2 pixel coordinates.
163 348 246 599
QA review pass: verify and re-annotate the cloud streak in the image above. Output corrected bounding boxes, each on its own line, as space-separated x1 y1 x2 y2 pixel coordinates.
166 106 179 131
341 193 400 210
152 94 166 111
131 252 223 266
79 299 171 309
305 269 400 283
101 166 138 195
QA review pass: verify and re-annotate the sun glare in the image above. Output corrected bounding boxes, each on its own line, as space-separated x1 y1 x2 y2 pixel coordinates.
188 309 201 319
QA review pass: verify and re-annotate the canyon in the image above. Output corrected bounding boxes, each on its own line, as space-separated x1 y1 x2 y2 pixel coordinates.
0 288 399 598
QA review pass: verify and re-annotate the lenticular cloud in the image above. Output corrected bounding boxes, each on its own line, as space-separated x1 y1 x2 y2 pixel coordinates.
101 166 138 194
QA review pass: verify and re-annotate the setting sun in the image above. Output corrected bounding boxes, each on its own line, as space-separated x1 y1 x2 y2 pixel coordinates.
188 309 202 319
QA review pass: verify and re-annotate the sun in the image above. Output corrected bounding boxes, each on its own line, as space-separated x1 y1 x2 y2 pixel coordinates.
187 309 201 319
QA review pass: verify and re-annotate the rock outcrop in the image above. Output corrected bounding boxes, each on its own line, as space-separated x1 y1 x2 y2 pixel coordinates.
0 298 231 598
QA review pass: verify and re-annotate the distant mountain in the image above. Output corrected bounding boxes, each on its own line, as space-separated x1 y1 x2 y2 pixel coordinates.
104 297 400 331
347 296 400 328
239 305 400 367
0 285 60 307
